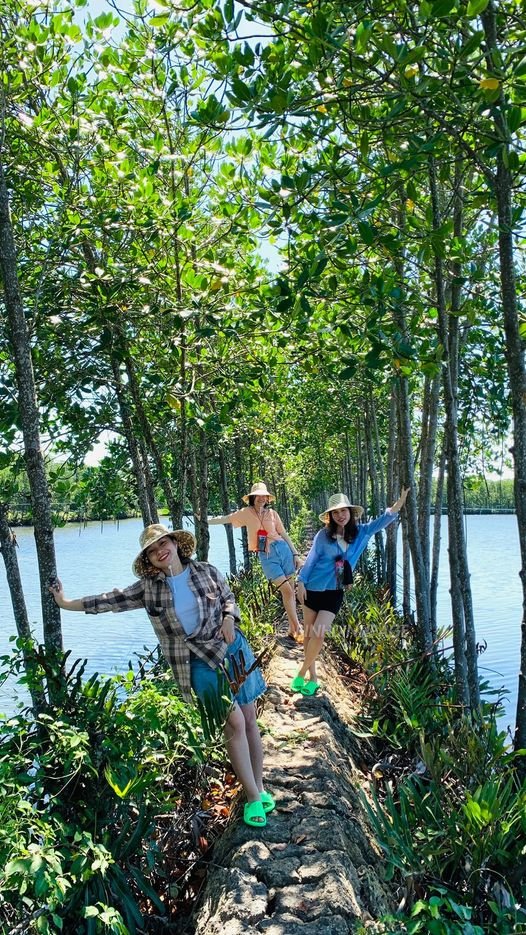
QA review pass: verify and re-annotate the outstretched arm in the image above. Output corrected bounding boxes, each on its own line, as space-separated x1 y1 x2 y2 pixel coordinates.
207 515 233 526
49 579 84 611
389 487 410 513
49 577 144 614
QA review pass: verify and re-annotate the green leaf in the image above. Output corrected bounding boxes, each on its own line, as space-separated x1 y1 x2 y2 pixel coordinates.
355 20 372 54
466 0 489 16
431 0 456 15
149 14 170 27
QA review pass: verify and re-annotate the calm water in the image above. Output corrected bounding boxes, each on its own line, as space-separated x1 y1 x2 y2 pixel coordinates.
0 515 522 731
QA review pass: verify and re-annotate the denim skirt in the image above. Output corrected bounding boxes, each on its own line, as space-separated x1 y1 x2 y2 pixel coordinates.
190 629 267 706
258 539 295 581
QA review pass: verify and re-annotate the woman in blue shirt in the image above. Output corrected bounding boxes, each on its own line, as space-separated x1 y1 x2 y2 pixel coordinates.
292 489 409 696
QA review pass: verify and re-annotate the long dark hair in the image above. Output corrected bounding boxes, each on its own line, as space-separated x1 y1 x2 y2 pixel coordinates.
325 511 359 543
248 495 270 509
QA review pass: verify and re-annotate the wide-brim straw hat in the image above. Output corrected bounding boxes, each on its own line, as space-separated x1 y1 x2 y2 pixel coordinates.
132 523 196 577
242 482 275 503
319 493 364 524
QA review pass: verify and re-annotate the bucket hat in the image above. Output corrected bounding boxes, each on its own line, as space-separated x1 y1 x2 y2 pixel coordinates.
242 482 275 503
132 523 196 577
319 494 364 524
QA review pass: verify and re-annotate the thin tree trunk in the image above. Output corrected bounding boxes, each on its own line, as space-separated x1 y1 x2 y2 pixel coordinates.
111 358 156 526
430 439 446 641
365 394 385 581
418 373 441 579
386 388 399 602
218 446 237 575
0 505 32 641
0 154 62 651
196 429 209 561
396 373 431 650
429 156 479 710
0 504 45 713
482 3 526 751
124 352 180 526
234 437 249 570
344 430 355 503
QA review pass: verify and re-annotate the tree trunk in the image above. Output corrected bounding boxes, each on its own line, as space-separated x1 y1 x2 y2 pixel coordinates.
430 439 446 641
385 388 399 602
429 156 479 710
365 394 385 581
0 157 62 651
0 504 45 713
234 436 250 569
482 2 526 751
396 374 432 650
218 446 237 575
111 358 157 526
344 430 355 503
196 429 209 561
0 505 31 638
123 351 181 526
418 373 441 580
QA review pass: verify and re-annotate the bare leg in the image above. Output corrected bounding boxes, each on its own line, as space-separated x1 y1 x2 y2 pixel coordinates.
298 610 336 682
301 605 317 679
224 704 262 810
241 702 264 792
273 575 302 637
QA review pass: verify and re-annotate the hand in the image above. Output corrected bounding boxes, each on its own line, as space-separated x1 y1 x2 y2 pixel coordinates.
294 555 303 571
313 618 331 639
48 578 65 607
219 616 235 644
392 487 410 513
296 581 306 605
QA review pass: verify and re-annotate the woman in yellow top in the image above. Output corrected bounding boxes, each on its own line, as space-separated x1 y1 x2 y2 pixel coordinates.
209 482 303 642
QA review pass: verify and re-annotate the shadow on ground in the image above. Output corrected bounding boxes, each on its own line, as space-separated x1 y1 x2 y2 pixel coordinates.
190 636 395 935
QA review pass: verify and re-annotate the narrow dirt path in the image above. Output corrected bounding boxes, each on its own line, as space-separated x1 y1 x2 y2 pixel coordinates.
191 636 395 934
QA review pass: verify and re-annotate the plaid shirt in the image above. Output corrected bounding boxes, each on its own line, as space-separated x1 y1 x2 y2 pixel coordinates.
82 561 240 703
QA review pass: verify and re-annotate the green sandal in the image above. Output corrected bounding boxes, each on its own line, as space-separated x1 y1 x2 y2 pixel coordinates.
243 800 267 827
290 674 305 692
300 680 320 696
260 791 276 813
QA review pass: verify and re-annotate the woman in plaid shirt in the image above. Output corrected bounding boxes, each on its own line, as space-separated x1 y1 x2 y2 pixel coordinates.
50 523 273 828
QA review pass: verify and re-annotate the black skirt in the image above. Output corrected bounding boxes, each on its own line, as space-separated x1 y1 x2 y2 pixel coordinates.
304 588 344 615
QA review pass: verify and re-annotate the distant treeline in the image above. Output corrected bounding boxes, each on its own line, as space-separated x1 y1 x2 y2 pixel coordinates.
2 460 516 526
438 477 515 512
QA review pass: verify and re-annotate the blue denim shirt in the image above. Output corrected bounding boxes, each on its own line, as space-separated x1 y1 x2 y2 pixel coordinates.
298 510 397 591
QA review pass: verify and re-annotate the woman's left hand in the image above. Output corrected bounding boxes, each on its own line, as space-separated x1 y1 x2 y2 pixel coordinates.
219 616 235 644
294 554 303 570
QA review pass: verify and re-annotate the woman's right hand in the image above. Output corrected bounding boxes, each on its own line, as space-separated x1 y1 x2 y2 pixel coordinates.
49 578 65 607
313 618 331 639
296 581 306 605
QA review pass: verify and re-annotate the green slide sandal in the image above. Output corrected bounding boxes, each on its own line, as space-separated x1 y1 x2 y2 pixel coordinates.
244 800 267 827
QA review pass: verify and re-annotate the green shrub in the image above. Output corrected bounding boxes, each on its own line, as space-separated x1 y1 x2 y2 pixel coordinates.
0 644 214 934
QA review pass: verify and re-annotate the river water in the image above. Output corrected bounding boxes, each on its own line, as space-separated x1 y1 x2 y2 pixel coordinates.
0 514 521 733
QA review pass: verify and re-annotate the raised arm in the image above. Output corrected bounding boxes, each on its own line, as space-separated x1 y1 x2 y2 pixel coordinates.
388 487 410 514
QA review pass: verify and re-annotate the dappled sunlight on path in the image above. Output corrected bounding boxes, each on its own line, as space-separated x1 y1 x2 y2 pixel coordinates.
191 637 395 934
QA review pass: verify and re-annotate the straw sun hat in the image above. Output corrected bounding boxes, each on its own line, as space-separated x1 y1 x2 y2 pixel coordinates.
319 494 364 524
132 523 196 577
242 482 276 504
